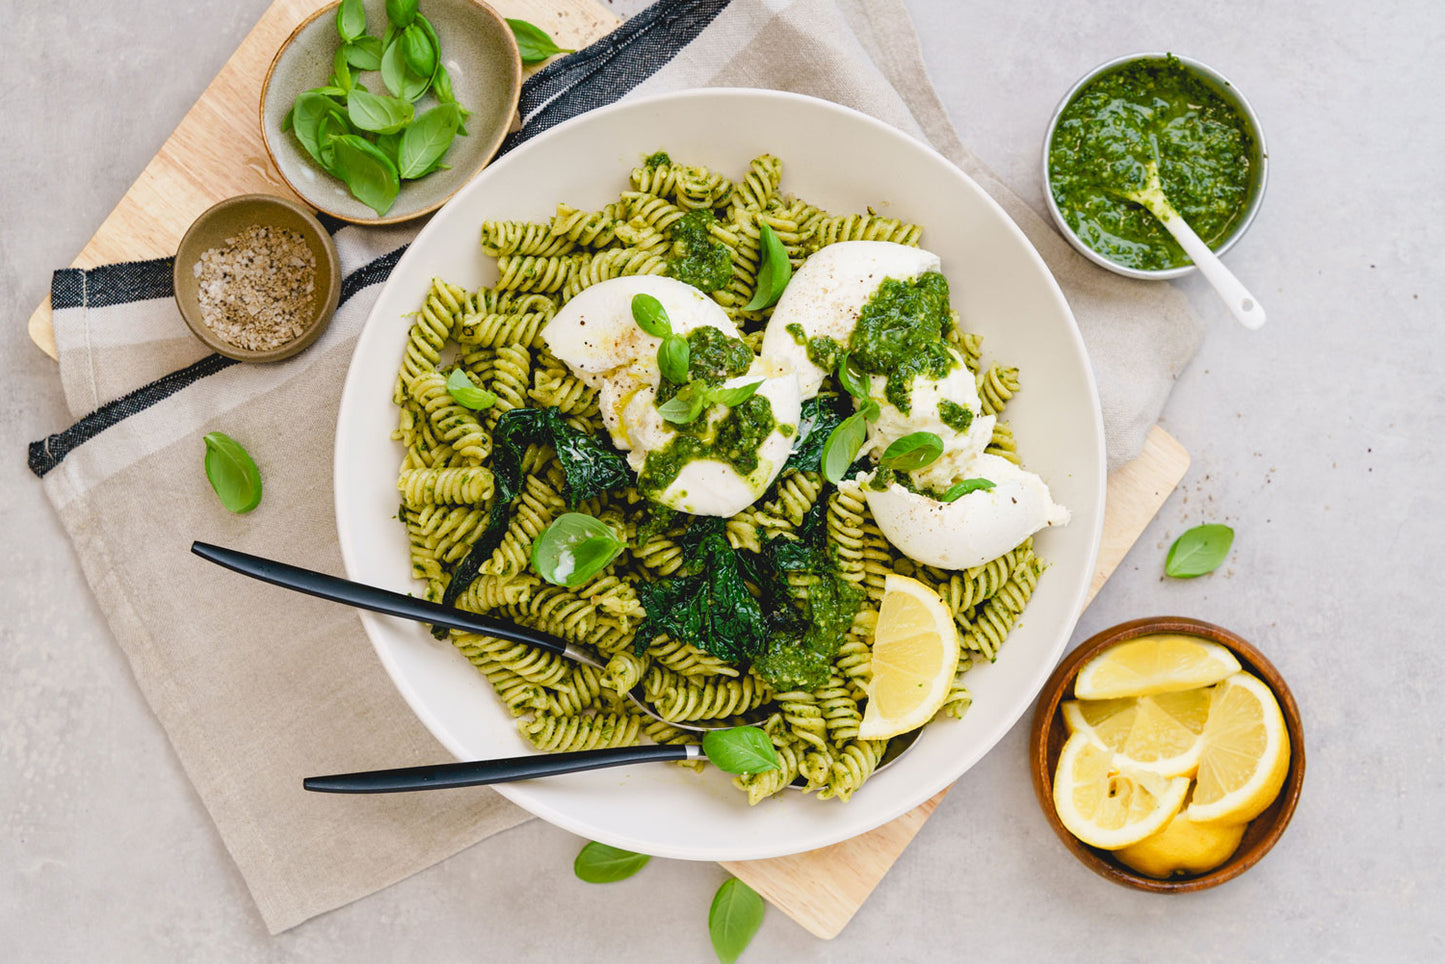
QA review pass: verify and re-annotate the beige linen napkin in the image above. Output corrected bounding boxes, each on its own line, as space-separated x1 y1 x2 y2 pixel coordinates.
29 0 1201 934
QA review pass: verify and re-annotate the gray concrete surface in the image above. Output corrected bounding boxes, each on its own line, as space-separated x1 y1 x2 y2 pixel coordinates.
3 0 1442 960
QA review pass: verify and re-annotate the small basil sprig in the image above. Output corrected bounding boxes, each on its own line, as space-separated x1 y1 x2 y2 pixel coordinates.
203 432 262 514
821 356 880 483
445 369 496 410
328 134 401 216
709 877 765 964
507 18 574 64
630 293 691 385
573 841 649 884
742 222 791 311
700 726 780 774
879 431 944 471
656 379 763 426
657 334 691 384
531 513 626 588
1165 523 1234 578
939 477 994 502
631 292 670 337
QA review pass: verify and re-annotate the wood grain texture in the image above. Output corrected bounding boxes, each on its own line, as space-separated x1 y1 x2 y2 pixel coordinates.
24 0 620 360
723 424 1188 938
18 0 1192 941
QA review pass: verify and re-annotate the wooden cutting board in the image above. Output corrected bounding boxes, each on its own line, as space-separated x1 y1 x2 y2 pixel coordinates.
22 0 1192 940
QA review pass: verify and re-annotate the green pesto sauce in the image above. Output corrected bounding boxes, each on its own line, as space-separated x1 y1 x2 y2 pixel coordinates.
640 395 776 495
938 399 975 433
644 150 672 168
666 210 732 292
804 334 845 376
1048 56 1255 271
785 322 807 347
655 327 751 404
848 272 956 414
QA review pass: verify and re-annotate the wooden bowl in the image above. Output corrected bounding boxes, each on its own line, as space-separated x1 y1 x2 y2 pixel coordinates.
1029 616 1305 892
259 0 521 225
173 193 341 362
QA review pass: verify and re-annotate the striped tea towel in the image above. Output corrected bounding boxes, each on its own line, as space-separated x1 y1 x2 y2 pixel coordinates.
27 0 1202 934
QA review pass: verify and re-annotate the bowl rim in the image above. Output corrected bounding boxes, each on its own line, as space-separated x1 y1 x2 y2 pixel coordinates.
1028 615 1306 892
1040 52 1269 281
172 192 342 363
258 0 522 227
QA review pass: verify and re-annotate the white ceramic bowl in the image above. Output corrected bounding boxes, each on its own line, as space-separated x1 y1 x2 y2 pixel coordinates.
334 88 1106 861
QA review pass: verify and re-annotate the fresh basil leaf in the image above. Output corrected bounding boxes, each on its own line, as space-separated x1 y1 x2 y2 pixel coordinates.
331 45 353 92
445 368 496 410
836 353 870 401
281 103 295 133
347 89 414 134
430 62 469 135
1165 523 1234 578
781 394 852 476
380 34 430 102
879 431 944 471
821 412 869 484
657 334 691 385
657 385 707 425
336 0 366 41
701 727 779 775
708 380 763 408
328 134 401 216
400 22 436 80
573 841 649 884
385 0 417 28
394 103 458 178
343 35 384 70
939 477 995 502
709 878 765 964
202 432 262 514
532 513 624 588
630 292 671 337
859 398 881 423
742 222 791 311
507 17 573 64
314 111 349 172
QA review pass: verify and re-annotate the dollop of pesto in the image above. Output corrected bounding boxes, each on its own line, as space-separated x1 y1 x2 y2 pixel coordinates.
1048 56 1254 270
847 271 956 414
656 326 752 404
665 209 733 292
640 395 777 495
644 150 672 168
938 398 975 432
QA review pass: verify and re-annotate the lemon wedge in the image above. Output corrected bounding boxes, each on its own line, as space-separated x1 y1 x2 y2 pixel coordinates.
1187 671 1290 825
857 573 960 740
1061 687 1212 777
1115 807 1247 878
1073 634 1240 699
1052 732 1191 850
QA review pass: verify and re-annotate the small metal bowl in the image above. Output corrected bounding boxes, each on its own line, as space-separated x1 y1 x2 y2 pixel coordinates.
1029 616 1305 893
173 194 341 363
1041 53 1269 280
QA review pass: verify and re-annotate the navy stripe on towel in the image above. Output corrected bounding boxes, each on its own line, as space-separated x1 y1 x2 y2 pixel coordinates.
51 257 174 311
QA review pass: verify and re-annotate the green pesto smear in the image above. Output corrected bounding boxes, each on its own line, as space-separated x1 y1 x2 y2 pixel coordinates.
655 326 752 404
938 399 974 433
644 150 672 168
805 271 957 414
640 395 777 496
1048 56 1254 271
666 210 732 292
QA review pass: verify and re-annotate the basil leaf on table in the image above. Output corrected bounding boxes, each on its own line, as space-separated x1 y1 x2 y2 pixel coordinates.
507 17 574 64
742 222 791 311
531 513 625 588
1165 523 1234 578
879 431 944 471
395 104 459 178
631 292 671 337
445 368 496 410
343 35 383 71
709 877 765 964
385 0 417 28
328 134 401 215
380 34 431 102
821 411 869 484
708 380 762 408
346 89 414 134
701 727 779 775
657 334 691 385
400 22 437 80
939 477 994 502
336 0 366 42
656 385 707 425
202 432 262 514
573 841 649 884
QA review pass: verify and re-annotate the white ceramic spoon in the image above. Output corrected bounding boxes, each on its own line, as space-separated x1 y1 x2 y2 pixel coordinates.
1120 161 1266 329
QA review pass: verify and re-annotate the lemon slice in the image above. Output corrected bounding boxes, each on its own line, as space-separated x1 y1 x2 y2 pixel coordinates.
1115 807 1247 878
1187 671 1290 825
1073 634 1241 699
857 573 960 740
1061 687 1212 777
1052 732 1190 850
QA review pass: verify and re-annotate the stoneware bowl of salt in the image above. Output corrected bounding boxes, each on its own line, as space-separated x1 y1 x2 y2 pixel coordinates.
174 193 342 362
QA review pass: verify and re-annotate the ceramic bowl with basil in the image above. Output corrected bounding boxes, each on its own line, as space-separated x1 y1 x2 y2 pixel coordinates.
260 0 521 225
